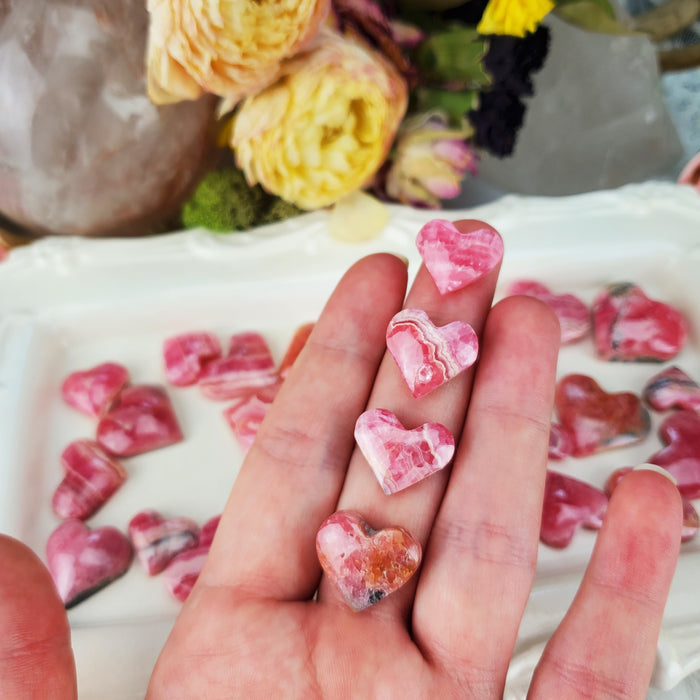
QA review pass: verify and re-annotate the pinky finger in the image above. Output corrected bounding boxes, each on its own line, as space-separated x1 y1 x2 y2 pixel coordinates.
528 468 683 700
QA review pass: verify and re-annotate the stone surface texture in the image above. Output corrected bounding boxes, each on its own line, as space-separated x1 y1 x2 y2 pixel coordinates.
555 373 651 456
52 440 127 520
592 283 687 362
643 366 700 412
386 308 478 399
316 510 421 611
96 384 183 456
548 422 574 461
541 470 608 548
507 280 590 344
0 0 216 236
163 332 222 387
416 219 503 295
46 519 133 608
61 362 130 417
354 408 455 494
223 385 279 452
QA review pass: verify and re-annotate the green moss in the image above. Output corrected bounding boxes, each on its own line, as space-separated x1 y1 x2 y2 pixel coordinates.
180 167 302 232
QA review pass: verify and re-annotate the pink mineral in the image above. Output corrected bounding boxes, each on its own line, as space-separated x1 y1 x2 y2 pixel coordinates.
46 519 133 608
61 362 130 417
592 283 687 362
385 308 478 399
199 332 279 400
128 510 200 576
96 384 183 456
316 510 422 611
223 384 280 452
648 410 700 499
541 470 608 548
354 408 454 494
163 332 222 386
506 280 590 344
555 374 651 457
415 219 503 295
643 366 700 412
548 422 575 461
52 440 127 520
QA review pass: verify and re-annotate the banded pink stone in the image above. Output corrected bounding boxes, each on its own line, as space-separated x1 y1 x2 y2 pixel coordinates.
386 308 478 399
163 332 222 386
52 440 127 520
46 519 133 608
416 219 503 295
223 384 280 452
643 366 700 412
316 510 421 611
506 280 590 344
61 362 130 417
548 422 575 461
354 408 455 494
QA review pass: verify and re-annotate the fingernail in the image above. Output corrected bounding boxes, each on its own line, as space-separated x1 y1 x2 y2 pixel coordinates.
633 463 677 485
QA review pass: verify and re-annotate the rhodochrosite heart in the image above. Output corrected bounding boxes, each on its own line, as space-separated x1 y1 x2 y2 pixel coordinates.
355 408 455 494
416 219 503 295
643 366 700 412
61 362 130 417
316 511 421 611
386 308 478 398
46 520 133 608
163 332 222 386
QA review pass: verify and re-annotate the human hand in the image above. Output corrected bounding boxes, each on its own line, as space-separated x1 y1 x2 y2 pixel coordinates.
0 221 683 699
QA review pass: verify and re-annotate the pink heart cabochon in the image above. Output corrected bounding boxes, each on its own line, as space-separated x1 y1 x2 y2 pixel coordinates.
355 408 455 495
416 219 504 295
386 308 478 399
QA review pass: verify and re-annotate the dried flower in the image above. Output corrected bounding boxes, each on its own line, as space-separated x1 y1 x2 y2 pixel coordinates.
229 29 408 210
382 111 478 208
146 0 330 105
477 0 554 38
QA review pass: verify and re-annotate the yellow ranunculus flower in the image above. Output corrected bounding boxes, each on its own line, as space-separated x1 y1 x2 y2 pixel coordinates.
146 0 330 105
229 30 408 210
477 0 554 37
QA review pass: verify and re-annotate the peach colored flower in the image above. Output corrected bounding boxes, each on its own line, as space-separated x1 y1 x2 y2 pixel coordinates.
229 30 408 210
146 0 330 105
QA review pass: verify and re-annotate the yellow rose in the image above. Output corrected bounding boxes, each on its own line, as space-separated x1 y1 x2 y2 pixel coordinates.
229 30 408 210
477 0 554 37
146 0 330 105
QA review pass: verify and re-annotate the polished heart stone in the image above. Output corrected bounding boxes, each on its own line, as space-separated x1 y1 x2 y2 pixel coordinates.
386 308 478 399
555 374 651 457
52 440 127 520
354 408 455 494
96 384 184 456
548 422 575 461
643 366 700 412
592 283 687 361
648 411 700 499
163 332 222 387
316 510 422 611
128 510 200 576
541 470 608 548
61 362 130 417
279 322 315 379
199 332 279 400
416 219 503 295
223 384 280 452
507 280 590 344
46 520 133 608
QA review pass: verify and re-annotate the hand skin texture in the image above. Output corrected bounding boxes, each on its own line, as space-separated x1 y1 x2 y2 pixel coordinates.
0 221 682 699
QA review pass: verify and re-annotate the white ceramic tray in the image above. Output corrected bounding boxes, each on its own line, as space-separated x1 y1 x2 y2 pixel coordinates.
1 182 699 698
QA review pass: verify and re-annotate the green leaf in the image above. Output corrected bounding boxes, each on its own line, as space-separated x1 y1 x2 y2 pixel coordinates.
412 88 480 125
554 1 635 33
416 26 491 89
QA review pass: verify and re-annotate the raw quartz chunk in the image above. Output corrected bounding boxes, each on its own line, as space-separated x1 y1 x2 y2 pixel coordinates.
128 510 200 576
163 332 222 386
61 362 130 417
555 373 651 457
316 510 422 611
540 470 608 548
648 410 700 499
279 322 315 379
199 332 279 400
592 282 687 361
162 514 221 602
96 384 184 456
643 366 700 412
415 219 503 295
354 408 455 495
506 280 590 344
223 384 280 452
52 440 127 520
385 308 478 399
46 519 133 608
